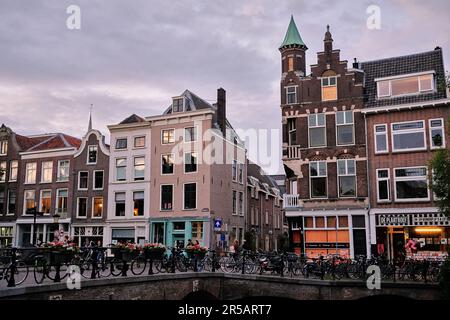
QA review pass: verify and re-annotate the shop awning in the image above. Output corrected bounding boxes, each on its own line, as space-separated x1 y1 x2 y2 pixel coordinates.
285 209 368 217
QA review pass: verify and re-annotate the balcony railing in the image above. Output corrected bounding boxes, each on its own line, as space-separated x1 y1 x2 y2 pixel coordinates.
282 145 301 159
283 194 300 209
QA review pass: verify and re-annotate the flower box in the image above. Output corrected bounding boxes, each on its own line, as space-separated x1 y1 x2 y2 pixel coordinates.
144 248 166 260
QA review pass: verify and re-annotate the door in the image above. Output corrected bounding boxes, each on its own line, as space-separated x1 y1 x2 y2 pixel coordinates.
173 234 185 249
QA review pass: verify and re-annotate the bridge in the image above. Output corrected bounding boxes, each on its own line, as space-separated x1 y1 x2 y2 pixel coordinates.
0 272 439 300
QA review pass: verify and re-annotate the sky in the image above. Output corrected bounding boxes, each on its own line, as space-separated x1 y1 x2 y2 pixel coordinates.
0 0 449 174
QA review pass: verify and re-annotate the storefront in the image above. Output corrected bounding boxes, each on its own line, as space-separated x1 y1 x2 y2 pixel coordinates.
72 225 105 247
287 209 369 259
371 208 450 262
15 218 71 247
150 218 210 248
0 224 15 247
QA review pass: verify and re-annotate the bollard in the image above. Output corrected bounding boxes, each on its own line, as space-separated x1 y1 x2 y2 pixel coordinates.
148 257 154 275
7 248 17 287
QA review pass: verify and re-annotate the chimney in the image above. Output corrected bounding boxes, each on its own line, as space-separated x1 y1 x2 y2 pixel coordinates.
352 58 359 69
217 88 226 136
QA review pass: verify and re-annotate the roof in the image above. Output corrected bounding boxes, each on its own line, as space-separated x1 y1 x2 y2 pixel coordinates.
247 161 281 196
119 114 146 124
361 48 447 108
26 133 81 151
162 90 212 115
279 15 307 50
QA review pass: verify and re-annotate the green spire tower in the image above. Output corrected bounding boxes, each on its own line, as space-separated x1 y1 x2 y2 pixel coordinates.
279 15 307 76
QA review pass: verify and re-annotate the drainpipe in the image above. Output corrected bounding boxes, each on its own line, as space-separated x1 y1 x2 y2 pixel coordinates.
364 112 372 258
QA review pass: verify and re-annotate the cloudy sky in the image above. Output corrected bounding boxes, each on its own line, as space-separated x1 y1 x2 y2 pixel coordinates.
0 0 449 173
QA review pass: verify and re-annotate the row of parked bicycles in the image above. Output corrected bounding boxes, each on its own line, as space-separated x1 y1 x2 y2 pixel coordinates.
0 246 445 287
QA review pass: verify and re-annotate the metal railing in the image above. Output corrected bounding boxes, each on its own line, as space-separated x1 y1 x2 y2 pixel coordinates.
283 194 300 208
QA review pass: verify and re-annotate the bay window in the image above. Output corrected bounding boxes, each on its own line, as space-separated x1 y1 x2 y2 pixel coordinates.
336 111 354 145
310 161 327 198
374 124 388 153
376 169 390 202
391 120 426 152
308 114 326 147
337 159 356 197
394 167 429 201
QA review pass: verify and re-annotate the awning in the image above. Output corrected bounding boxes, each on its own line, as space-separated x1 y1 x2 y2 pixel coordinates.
285 209 368 217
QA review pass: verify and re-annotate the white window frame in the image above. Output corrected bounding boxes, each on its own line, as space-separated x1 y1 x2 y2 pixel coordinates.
335 110 355 146
132 191 145 217
321 76 338 101
232 190 237 215
393 166 430 202
287 118 296 145
309 161 328 199
374 124 388 154
238 162 244 184
161 153 174 175
391 120 426 153
291 221 300 230
183 152 197 174
376 71 435 99
232 159 237 181
57 160 70 182
285 86 297 104
133 156 146 181
39 189 52 215
40 161 53 183
182 182 197 210
337 159 356 198
9 160 18 182
56 188 69 213
161 128 175 145
78 171 89 190
0 141 7 155
87 145 98 164
160 184 174 211
133 135 146 149
115 158 127 182
93 170 104 190
172 96 185 113
238 191 244 216
0 161 6 183
25 162 37 184
92 197 103 219
308 114 327 148
429 118 446 149
76 197 88 219
23 190 36 215
6 190 16 215
114 192 126 217
184 126 198 143
376 168 390 203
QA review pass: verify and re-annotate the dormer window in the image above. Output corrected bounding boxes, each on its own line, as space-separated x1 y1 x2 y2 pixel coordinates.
172 97 184 113
376 72 434 98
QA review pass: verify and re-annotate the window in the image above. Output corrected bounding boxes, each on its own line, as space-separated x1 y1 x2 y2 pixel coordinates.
0 141 7 155
115 192 126 216
321 76 337 101
115 158 126 181
40 190 51 214
56 189 68 213
337 159 356 197
25 162 37 184
133 192 144 216
232 190 237 214
0 191 4 214
134 136 145 148
77 197 87 218
288 57 294 71
310 161 327 198
57 160 70 181
161 154 174 174
7 190 16 214
115 138 127 150
9 160 18 181
0 162 6 182
288 118 296 145
161 129 175 144
87 145 98 164
184 127 197 142
232 160 237 181
40 161 53 183
183 183 196 210
78 171 88 190
93 171 104 190
391 120 426 152
429 118 445 149
239 192 244 215
238 163 243 183
374 124 388 153
134 157 145 181
286 86 297 104
191 222 203 243
376 169 390 202
308 114 326 147
394 167 429 201
172 97 184 113
24 190 36 213
184 152 197 173
376 73 434 98
336 111 354 145
161 185 173 211
93 197 103 218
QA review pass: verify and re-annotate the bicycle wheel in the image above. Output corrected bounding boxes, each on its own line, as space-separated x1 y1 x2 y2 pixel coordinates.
176 257 188 272
110 259 124 277
11 261 29 285
33 259 47 284
154 258 168 273
131 257 147 275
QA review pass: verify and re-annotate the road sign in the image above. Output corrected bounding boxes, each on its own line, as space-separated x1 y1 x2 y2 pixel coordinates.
214 219 222 231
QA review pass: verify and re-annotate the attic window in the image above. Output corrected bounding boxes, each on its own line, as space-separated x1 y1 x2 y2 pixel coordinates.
172 97 184 113
376 72 434 98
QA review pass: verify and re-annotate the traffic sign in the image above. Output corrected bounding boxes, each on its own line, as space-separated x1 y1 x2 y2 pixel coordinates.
214 219 222 231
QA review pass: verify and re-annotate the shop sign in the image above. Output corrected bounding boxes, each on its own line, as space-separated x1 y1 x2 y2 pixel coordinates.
378 214 409 226
305 243 350 249
377 213 450 227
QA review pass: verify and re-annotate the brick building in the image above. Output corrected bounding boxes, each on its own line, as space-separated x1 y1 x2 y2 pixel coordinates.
280 17 369 258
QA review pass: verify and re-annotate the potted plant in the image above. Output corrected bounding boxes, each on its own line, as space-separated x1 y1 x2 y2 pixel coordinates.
42 241 79 265
143 243 166 260
112 243 140 261
185 245 208 259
